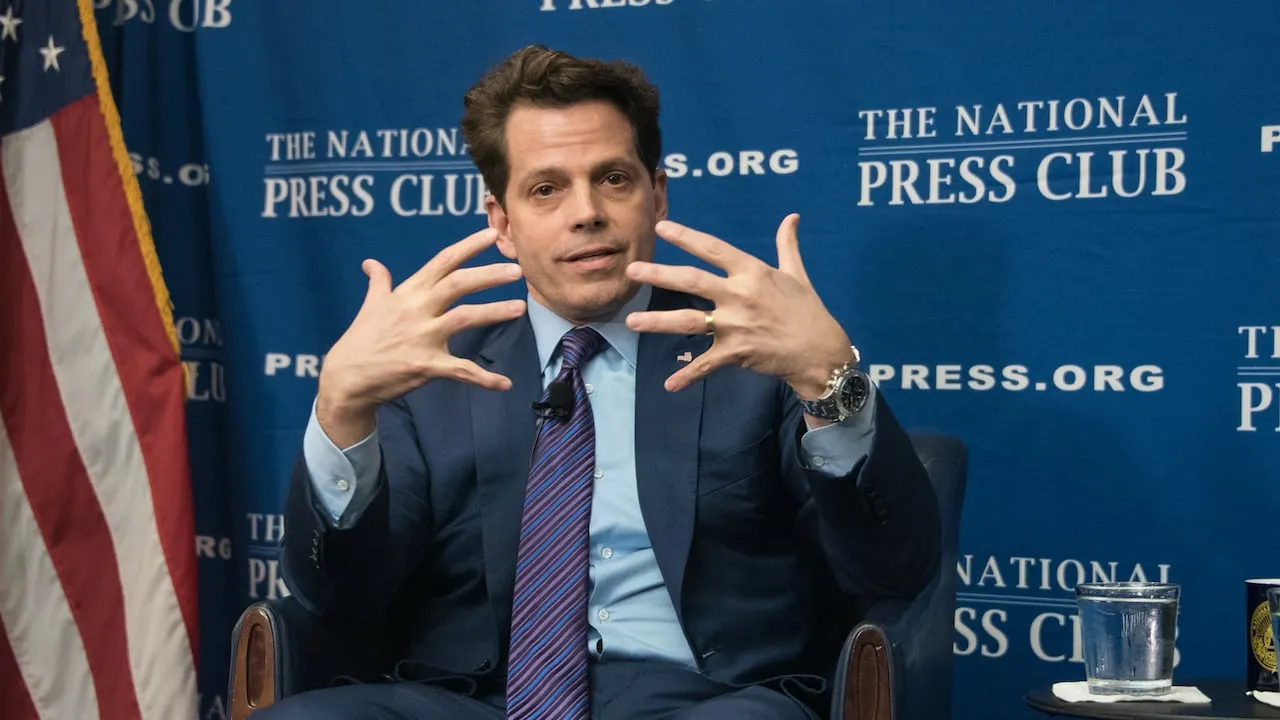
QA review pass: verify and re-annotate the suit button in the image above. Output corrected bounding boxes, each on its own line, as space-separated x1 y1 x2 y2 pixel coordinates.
476 660 491 672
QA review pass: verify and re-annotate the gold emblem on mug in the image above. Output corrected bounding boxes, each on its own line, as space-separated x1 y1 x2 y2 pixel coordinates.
1251 601 1276 672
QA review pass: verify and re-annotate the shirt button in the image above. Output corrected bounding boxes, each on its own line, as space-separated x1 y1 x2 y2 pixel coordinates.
585 383 594 394
597 609 610 622
336 479 351 491
601 547 613 559
811 456 826 468
593 469 604 479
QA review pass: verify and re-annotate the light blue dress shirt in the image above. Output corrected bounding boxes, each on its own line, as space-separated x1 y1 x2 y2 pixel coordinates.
301 283 879 669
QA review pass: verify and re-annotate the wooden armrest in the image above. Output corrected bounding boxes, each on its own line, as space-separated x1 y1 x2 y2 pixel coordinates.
229 604 278 720
840 623 894 720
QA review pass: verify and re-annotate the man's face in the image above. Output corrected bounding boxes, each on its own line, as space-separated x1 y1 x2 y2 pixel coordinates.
486 100 667 324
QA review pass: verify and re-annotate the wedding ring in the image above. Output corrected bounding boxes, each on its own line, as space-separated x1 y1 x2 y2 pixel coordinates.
704 312 716 336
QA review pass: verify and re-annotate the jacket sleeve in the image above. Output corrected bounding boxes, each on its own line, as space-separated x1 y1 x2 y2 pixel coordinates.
280 395 434 619
780 386 942 600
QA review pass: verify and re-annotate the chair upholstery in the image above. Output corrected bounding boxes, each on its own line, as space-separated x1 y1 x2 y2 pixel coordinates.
228 431 967 720
832 433 967 720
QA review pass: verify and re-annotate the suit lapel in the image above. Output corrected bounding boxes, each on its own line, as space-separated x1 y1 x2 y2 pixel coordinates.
471 317 542 637
634 288 712 623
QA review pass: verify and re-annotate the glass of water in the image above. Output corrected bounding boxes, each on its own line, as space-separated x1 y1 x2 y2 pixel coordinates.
1076 582 1180 696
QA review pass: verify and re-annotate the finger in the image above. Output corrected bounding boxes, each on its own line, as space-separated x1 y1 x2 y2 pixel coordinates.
663 346 732 392
405 227 500 289
625 308 710 336
437 299 528 335
655 219 757 274
774 213 811 286
441 357 514 392
626 261 726 300
362 258 393 299
428 263 523 310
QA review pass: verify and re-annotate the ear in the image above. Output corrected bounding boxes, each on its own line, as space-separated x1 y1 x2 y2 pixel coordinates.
485 194 517 260
652 168 668 221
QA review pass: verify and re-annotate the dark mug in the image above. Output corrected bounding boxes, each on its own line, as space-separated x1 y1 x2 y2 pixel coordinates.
1246 579 1280 692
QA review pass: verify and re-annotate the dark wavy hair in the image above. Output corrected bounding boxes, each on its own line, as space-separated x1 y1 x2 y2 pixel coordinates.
461 45 662 206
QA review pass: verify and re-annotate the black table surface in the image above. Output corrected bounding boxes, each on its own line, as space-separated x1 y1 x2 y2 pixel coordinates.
1025 679 1280 719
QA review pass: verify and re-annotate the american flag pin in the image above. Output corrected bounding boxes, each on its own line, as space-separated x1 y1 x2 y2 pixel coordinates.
677 351 693 363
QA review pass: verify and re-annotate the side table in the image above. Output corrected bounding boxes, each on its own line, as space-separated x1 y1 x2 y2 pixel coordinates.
1025 679 1280 720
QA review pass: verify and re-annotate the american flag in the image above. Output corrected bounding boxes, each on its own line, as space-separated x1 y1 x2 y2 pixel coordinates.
0 1 199 718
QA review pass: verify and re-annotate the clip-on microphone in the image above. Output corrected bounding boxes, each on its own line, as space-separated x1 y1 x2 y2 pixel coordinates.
531 380 573 421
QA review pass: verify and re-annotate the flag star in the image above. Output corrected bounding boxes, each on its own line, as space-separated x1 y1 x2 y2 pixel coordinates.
40 35 65 72
0 6 19 43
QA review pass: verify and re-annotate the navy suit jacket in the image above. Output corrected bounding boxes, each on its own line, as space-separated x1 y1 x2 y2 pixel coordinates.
281 286 941 702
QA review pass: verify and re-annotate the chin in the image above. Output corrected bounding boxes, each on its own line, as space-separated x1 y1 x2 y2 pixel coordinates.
561 283 636 322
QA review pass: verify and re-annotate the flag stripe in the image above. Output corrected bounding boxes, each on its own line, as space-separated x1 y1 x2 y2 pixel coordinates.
3 117 195 720
0 417 99 720
0 619 41 720
74 0 184 361
0 150 138 718
50 93 200 660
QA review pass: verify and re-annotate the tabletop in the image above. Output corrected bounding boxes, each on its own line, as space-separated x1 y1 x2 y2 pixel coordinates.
1025 679 1280 720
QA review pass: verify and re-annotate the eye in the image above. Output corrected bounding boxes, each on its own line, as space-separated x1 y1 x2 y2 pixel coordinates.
603 172 628 186
531 184 556 197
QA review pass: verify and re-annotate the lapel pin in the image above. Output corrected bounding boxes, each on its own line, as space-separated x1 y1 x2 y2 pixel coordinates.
677 351 693 363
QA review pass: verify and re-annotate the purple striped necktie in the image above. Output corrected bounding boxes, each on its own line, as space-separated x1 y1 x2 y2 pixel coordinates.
506 325 607 720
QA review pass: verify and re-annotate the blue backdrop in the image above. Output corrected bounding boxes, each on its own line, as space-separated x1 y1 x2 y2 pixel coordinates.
94 1 1280 718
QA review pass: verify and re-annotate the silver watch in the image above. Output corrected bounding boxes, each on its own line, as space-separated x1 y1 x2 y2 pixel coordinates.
798 347 870 422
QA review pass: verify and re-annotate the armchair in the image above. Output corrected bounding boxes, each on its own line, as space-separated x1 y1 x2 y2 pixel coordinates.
228 432 966 720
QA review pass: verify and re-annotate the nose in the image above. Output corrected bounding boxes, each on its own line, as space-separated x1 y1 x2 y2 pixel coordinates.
567 184 607 232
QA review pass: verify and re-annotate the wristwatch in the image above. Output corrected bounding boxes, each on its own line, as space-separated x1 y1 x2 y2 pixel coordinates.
798 346 871 422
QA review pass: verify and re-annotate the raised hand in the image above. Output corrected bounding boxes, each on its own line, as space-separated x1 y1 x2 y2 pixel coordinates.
316 228 527 446
624 215 856 400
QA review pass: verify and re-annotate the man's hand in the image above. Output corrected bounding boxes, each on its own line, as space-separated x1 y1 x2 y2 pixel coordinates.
624 214 856 402
316 228 527 447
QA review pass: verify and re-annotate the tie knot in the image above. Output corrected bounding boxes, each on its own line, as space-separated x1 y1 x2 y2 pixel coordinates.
558 326 606 371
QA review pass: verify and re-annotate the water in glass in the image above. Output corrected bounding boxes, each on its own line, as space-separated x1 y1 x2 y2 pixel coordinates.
1077 583 1179 696
1269 587 1280 672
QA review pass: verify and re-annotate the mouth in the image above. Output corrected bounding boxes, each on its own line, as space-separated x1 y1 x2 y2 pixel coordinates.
563 245 622 269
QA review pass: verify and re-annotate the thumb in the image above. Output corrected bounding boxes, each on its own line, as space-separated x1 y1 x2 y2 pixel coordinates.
361 259 393 300
775 213 811 285
445 358 513 392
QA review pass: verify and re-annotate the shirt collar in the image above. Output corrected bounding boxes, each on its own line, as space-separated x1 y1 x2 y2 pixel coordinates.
526 283 651 372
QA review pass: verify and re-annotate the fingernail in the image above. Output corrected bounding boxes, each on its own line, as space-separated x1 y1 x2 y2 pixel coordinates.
509 300 525 312
507 264 522 277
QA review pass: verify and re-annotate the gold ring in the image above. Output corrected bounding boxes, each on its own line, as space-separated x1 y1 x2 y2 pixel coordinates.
704 312 715 335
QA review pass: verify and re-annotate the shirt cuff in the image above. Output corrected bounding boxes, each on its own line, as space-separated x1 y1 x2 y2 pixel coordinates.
799 382 878 477
302 399 382 525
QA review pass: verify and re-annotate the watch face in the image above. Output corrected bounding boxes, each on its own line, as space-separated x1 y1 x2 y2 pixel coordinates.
838 372 869 414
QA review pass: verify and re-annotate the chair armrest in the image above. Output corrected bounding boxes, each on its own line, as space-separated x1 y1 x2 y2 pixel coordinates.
227 596 397 720
833 432 965 720
832 595 952 720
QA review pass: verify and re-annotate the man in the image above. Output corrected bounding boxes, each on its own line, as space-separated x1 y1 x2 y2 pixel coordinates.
266 45 940 719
